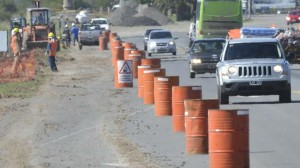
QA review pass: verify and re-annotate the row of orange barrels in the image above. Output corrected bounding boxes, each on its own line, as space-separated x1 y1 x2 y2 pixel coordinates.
99 30 250 168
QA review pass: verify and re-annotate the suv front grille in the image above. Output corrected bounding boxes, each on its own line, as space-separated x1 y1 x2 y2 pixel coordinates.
157 43 167 46
238 66 272 77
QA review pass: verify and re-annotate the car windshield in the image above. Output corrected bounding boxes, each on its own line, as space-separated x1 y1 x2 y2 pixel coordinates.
92 20 107 24
191 40 225 54
225 42 282 60
150 32 172 39
146 29 161 36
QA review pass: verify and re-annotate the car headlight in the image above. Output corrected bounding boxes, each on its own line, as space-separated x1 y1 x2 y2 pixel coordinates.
228 66 237 75
286 16 291 21
191 58 201 64
274 65 283 74
169 41 175 45
149 42 156 47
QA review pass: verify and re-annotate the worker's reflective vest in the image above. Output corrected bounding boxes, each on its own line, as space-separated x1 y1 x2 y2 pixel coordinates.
11 35 21 54
48 39 58 56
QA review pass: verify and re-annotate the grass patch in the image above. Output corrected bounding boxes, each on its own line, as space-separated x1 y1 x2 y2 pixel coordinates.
0 74 46 99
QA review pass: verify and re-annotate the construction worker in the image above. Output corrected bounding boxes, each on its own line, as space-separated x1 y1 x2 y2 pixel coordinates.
70 23 79 46
11 28 22 73
46 32 58 72
62 24 71 47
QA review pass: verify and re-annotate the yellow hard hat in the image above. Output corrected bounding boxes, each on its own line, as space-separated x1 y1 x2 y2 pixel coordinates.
48 32 55 38
13 28 19 33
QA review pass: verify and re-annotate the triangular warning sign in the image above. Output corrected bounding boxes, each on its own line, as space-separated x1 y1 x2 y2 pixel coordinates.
119 62 131 74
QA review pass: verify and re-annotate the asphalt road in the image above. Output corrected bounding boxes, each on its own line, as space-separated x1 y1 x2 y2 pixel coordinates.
121 14 300 168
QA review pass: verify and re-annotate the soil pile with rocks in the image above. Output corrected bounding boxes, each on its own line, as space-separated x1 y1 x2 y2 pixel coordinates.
108 3 172 26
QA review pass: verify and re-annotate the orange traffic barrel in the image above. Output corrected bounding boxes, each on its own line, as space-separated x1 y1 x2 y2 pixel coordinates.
111 39 122 51
112 46 124 67
128 50 143 78
114 60 133 88
141 58 161 68
143 68 166 104
109 32 118 43
208 109 249 168
154 76 179 116
137 65 152 98
184 99 219 154
123 42 136 60
102 31 110 42
172 86 202 132
99 36 108 50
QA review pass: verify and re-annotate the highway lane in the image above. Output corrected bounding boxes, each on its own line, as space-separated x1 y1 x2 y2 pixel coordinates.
121 14 300 167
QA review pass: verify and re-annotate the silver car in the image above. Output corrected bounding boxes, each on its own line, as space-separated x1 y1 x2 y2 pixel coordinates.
143 28 162 51
147 30 177 57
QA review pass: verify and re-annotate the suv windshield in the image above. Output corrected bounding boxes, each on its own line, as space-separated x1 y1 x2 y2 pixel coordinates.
150 31 172 39
92 20 107 24
225 42 282 60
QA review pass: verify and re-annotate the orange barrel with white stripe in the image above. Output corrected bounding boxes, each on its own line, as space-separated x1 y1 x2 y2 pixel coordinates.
123 43 136 60
109 32 118 44
112 46 124 67
137 65 152 98
143 68 166 104
172 86 202 132
114 60 133 88
141 58 161 68
208 109 249 168
128 50 142 78
154 76 179 116
184 99 219 154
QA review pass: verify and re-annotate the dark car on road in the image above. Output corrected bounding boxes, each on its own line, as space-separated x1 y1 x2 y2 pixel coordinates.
143 28 162 51
187 38 225 78
286 9 300 25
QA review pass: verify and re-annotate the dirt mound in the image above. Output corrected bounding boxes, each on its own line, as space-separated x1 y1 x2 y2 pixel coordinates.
108 4 172 26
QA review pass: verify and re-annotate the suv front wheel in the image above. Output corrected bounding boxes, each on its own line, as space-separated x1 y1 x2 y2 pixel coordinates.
218 86 229 104
279 85 292 103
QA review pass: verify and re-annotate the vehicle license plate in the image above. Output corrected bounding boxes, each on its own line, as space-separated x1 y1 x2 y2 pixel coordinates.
158 48 166 52
249 80 262 85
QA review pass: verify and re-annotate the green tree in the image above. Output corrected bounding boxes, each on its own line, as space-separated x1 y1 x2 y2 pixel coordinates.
0 1 17 20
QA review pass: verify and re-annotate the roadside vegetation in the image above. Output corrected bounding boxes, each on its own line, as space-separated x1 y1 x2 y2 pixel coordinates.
0 74 46 98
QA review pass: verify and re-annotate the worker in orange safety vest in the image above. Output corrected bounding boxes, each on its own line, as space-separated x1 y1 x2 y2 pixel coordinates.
46 32 58 72
11 28 21 73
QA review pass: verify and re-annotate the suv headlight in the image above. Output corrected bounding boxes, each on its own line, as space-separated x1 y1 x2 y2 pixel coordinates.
228 66 237 75
220 66 237 76
169 41 175 45
149 42 156 47
274 65 283 74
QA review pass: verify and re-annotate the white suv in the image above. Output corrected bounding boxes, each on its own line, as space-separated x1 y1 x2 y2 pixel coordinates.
91 18 110 31
216 38 294 104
